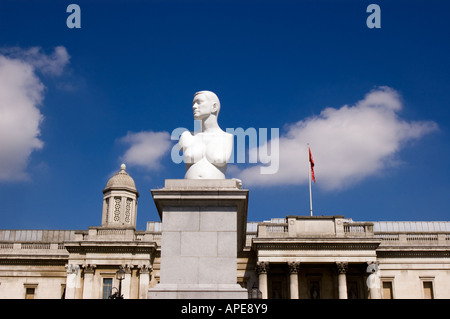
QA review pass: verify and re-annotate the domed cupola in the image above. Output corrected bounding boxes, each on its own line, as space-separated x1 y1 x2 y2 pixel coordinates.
101 164 139 229
104 163 138 192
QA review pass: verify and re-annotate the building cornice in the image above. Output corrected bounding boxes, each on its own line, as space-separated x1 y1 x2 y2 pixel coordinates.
252 238 381 251
0 256 68 266
377 247 450 258
64 241 157 254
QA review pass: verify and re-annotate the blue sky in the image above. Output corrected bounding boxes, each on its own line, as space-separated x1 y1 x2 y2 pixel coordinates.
0 0 449 230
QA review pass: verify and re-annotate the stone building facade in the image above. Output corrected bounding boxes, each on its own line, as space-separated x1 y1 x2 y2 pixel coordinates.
1 165 449 299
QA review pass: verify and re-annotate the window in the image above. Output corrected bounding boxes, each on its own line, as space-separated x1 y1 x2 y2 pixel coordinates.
113 197 121 222
103 278 113 299
25 288 35 299
382 281 393 299
61 284 66 299
423 281 434 299
24 284 37 299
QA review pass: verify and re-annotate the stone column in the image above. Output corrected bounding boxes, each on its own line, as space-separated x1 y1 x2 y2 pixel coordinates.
138 265 152 299
256 261 269 299
65 264 80 299
288 262 300 299
122 264 132 299
82 264 96 299
336 262 348 299
366 261 381 299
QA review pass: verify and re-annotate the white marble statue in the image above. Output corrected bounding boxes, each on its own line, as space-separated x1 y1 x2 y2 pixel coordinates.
178 91 233 179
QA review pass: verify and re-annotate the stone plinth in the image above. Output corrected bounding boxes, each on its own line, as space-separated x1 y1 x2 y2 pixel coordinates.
148 179 248 299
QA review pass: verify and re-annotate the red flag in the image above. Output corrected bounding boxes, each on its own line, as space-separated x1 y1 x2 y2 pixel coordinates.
309 147 315 183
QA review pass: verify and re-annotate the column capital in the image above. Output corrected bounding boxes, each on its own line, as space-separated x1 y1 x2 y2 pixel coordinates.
138 264 153 275
65 264 80 275
256 261 269 274
366 261 379 271
82 264 96 274
336 262 348 274
288 261 301 274
120 264 132 274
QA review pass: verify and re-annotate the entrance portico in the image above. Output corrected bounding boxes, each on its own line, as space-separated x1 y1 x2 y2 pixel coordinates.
254 260 379 299
252 216 381 299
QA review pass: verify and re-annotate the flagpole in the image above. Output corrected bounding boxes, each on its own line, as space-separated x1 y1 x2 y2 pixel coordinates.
308 144 313 216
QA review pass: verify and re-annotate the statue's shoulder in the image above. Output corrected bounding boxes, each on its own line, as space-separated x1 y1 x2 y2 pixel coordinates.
223 130 233 137
212 128 232 137
181 130 193 138
178 130 195 149
217 130 233 142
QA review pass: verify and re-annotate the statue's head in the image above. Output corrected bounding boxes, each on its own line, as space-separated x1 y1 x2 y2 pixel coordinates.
193 91 221 120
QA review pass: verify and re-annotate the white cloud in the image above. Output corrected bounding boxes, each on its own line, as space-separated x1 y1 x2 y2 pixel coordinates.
119 131 172 171
236 87 438 190
0 46 70 181
0 46 70 76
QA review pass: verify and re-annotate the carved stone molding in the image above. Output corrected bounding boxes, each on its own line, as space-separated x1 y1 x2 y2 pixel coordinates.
256 261 269 274
253 241 380 251
336 262 348 274
64 242 157 254
377 250 450 258
0 259 67 266
288 261 301 274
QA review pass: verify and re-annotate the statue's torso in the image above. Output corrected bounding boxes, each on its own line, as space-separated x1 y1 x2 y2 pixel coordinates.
179 131 232 179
